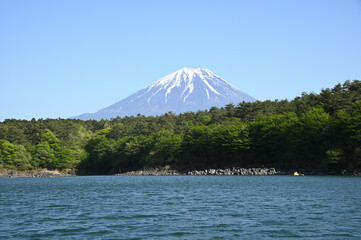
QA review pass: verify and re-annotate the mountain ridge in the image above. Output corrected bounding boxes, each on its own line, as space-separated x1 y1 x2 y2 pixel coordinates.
72 68 256 120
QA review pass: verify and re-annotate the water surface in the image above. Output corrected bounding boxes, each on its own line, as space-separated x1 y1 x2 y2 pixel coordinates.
1 175 360 239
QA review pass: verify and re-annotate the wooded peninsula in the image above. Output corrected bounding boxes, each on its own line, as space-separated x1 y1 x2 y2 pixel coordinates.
1 80 360 175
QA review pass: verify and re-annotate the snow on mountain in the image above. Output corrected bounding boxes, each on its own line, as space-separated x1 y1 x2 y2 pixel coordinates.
73 68 256 120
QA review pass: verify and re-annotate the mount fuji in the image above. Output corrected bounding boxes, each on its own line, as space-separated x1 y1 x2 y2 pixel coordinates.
73 68 256 120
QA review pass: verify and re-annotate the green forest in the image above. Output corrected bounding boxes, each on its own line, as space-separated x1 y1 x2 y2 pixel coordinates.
1 80 361 174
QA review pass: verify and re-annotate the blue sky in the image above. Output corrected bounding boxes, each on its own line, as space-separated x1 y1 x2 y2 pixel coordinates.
1 0 360 121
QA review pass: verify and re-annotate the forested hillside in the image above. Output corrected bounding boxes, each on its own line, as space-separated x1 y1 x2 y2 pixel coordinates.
1 80 360 174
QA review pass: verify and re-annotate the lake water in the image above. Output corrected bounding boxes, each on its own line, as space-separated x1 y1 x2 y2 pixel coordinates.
1 175 361 239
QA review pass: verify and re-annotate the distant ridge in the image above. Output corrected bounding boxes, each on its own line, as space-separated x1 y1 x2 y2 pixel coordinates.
72 68 256 120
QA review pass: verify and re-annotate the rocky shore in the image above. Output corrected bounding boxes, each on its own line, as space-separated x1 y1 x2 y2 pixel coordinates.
0 169 75 178
2 167 360 178
117 167 286 176
116 167 361 176
187 167 281 175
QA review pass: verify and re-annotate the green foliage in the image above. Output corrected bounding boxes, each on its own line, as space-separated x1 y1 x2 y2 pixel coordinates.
248 112 299 167
145 129 182 167
1 80 361 173
0 140 32 170
179 122 250 169
33 142 56 169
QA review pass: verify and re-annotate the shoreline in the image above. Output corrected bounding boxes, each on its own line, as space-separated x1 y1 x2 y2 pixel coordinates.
0 169 76 178
115 167 361 176
1 167 360 178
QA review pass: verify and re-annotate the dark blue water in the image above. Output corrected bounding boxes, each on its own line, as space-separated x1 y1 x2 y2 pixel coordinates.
1 176 360 239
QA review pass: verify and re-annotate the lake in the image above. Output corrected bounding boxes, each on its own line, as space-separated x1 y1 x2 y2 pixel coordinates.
1 175 360 239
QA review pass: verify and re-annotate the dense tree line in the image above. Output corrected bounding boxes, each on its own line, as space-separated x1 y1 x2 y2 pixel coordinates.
1 80 360 173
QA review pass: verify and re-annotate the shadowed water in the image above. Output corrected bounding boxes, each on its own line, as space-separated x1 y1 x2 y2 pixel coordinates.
1 175 360 239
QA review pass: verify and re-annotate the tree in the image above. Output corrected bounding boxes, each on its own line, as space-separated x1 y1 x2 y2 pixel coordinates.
33 129 62 169
0 140 32 170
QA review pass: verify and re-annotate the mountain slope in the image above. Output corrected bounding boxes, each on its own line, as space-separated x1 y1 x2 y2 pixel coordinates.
73 68 256 120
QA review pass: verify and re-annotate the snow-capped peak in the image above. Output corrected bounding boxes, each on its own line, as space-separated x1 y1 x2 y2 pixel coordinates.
72 68 256 120
146 67 239 103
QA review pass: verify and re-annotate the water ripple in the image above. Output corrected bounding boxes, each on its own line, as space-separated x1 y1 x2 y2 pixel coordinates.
1 176 361 239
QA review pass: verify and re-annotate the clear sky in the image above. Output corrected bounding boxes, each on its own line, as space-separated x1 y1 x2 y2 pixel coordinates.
1 0 361 121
